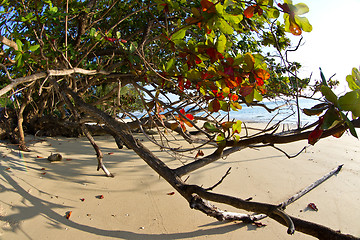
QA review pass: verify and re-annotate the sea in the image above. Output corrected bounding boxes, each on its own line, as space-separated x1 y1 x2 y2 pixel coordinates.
195 98 321 126
130 98 322 126
227 98 320 125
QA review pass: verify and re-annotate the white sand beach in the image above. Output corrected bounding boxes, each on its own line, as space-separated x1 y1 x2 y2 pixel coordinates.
0 125 359 240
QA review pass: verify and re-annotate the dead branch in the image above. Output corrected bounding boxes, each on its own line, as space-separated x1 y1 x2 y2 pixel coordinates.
49 78 114 177
190 195 267 222
0 68 111 97
205 167 231 191
279 164 343 209
185 184 358 240
64 87 359 239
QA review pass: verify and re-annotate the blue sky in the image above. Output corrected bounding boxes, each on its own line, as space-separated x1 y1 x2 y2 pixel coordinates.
287 0 360 94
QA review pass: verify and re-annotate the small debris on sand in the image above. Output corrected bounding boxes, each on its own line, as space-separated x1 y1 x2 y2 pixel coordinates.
47 153 62 162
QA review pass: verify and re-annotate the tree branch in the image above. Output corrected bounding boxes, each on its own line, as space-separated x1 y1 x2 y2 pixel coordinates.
0 35 18 50
0 68 111 97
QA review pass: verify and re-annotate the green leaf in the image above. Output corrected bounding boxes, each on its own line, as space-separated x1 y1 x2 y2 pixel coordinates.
90 28 96 37
254 89 263 102
29 44 40 52
16 39 23 52
340 112 358 138
346 68 360 90
220 100 229 111
245 89 254 103
16 54 23 67
217 18 233 34
352 68 360 81
303 103 328 116
242 53 254 72
216 34 227 53
171 26 189 42
116 31 121 39
338 90 360 117
232 120 242 134
165 58 176 72
321 107 340 130
49 3 58 14
319 68 327 86
267 8 280 18
321 85 337 104
346 75 360 91
204 122 220 133
216 133 226 147
129 42 138 53
294 3 309 15
295 16 312 32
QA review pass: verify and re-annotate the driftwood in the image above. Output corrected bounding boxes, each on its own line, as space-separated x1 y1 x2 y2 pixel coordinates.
279 164 344 209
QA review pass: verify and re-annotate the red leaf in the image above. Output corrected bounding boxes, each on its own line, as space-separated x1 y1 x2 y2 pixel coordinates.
97 195 104 199
254 69 270 82
308 129 323 145
194 55 202 64
104 37 117 42
195 150 204 158
257 79 264 86
178 76 184 92
224 67 234 77
256 6 263 16
235 76 242 85
229 93 239 101
160 3 169 13
201 71 213 80
6 167 10 170
225 78 239 89
180 109 185 115
184 79 191 89
37 156 44 158
308 203 318 211
209 99 220 112
41 172 46 175
66 211 72 219
239 86 253 97
185 113 194 121
244 5 255 18
254 222 267 227
80 198 85 202
108 152 114 155
289 18 302 36
332 129 345 138
185 17 199 25
205 48 223 63
277 3 291 14
65 158 72 161
201 0 216 14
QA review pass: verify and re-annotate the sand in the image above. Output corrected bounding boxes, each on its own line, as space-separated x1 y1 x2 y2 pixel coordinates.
0 125 359 240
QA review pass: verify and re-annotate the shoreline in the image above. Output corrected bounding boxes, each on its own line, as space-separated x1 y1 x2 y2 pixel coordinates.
0 123 359 239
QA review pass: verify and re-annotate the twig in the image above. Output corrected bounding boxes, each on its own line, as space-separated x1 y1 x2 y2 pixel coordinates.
0 63 13 81
279 164 344 209
205 167 231 191
270 144 307 159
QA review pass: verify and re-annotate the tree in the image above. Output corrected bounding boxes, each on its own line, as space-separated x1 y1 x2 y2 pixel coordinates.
0 0 359 239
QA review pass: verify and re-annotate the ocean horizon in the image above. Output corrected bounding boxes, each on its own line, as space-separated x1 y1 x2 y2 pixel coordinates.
195 98 322 126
